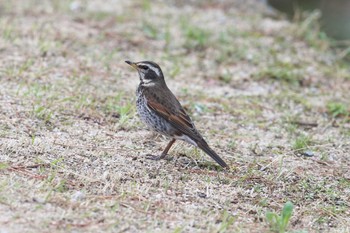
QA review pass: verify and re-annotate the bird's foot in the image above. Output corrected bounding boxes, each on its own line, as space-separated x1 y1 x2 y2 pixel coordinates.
145 154 165 161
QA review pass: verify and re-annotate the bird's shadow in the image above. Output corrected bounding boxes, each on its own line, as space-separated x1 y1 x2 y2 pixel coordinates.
167 153 226 171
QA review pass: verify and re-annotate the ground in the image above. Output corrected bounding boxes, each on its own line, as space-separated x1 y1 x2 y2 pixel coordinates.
0 0 350 232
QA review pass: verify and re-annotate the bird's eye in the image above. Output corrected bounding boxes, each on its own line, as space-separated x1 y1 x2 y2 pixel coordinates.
139 65 149 70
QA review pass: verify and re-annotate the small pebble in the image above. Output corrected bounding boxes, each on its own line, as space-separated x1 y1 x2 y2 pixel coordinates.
302 150 314 157
197 192 207 198
71 191 85 202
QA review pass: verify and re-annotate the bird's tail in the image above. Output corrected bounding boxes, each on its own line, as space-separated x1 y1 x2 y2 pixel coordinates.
197 140 228 168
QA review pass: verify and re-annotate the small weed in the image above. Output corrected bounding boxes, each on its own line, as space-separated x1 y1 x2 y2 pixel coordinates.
74 93 95 110
292 134 312 152
100 50 118 71
320 152 329 161
218 70 232 84
31 134 36 145
51 0 77 13
0 162 9 170
217 210 235 233
4 59 34 79
38 39 61 56
214 30 249 64
116 101 135 127
2 23 15 41
172 227 184 233
258 62 302 85
88 11 112 21
164 26 171 49
33 105 53 124
259 198 269 207
142 21 158 39
141 0 151 11
227 140 236 151
286 122 298 134
103 94 124 114
327 102 348 118
54 179 67 192
181 20 210 50
266 201 294 233
142 20 172 46
168 63 181 79
294 11 329 50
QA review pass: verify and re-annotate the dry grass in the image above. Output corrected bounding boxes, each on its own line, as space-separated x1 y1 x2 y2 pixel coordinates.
1 0 350 232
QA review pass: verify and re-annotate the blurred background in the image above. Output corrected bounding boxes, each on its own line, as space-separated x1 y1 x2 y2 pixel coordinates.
268 0 350 40
1 0 349 232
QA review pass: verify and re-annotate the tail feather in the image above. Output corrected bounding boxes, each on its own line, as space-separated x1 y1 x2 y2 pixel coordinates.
197 140 228 168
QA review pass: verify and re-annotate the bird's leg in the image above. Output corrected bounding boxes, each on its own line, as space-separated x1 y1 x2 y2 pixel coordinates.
146 139 176 160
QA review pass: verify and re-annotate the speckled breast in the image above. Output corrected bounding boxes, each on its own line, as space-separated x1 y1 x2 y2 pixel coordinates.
136 89 174 137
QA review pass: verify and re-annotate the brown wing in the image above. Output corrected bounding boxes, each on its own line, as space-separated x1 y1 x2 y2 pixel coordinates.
147 99 203 142
147 99 229 168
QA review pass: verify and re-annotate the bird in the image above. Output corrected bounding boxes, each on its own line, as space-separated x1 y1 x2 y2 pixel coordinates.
125 60 229 168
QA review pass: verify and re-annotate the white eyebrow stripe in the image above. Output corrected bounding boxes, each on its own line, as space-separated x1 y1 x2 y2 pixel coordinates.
138 63 160 76
149 65 160 76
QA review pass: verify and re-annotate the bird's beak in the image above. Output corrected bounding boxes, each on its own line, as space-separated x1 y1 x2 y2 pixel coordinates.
125 60 138 70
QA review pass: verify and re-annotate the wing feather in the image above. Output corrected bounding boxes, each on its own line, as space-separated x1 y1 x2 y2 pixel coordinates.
147 100 202 141
147 98 229 168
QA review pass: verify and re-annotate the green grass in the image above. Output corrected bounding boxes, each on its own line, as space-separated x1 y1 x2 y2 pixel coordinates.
142 21 159 39
181 19 211 50
294 11 329 50
266 201 294 233
0 162 9 170
327 101 348 118
217 210 235 232
33 105 53 124
292 134 312 152
258 61 302 85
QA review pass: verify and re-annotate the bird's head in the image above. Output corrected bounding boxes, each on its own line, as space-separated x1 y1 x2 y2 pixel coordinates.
125 60 165 86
